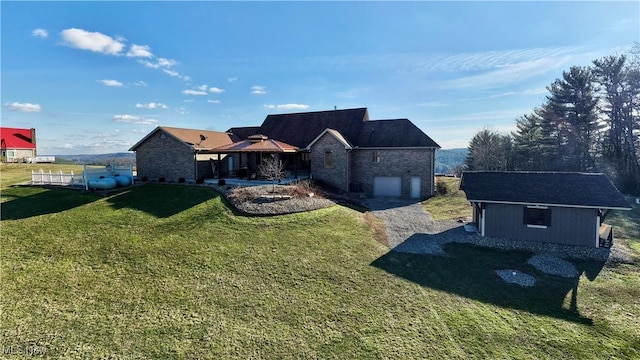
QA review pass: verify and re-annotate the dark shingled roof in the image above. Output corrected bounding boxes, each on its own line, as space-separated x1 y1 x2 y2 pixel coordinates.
258 108 368 148
355 119 439 148
460 171 631 210
227 126 261 142
226 108 440 149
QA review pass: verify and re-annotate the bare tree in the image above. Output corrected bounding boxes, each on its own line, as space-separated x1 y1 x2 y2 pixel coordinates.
257 155 286 193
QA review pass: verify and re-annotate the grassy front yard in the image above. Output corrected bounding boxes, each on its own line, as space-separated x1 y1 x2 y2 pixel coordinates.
1 167 639 358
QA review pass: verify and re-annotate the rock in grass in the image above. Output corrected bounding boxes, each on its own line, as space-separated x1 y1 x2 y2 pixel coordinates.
495 269 536 287
527 254 579 278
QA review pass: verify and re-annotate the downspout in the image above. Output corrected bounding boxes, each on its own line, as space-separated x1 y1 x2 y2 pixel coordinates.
194 151 198 181
346 148 351 192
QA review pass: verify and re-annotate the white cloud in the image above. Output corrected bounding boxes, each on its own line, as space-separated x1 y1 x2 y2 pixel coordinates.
228 77 238 82
140 57 178 69
163 69 180 77
5 102 42 112
250 85 267 95
207 100 220 104
184 99 195 103
442 57 568 90
127 44 153 58
197 84 208 91
209 87 225 93
32 28 48 39
134 81 148 87
113 114 158 125
264 104 310 110
60 28 125 55
99 79 123 87
182 89 207 96
135 102 168 109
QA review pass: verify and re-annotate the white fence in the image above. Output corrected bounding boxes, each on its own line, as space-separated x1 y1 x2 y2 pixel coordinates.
31 165 134 189
31 170 84 186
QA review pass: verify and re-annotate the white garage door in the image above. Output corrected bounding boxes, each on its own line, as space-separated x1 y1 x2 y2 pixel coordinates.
373 177 402 197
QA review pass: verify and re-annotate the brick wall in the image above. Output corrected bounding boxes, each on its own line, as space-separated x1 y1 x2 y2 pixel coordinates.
309 133 349 192
351 148 435 198
135 131 195 181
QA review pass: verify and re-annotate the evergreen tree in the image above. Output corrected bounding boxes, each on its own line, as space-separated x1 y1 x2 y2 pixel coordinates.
511 113 545 170
541 66 600 171
465 129 513 171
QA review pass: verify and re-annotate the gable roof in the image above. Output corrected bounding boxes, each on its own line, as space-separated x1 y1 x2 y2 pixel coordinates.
460 171 631 210
0 127 36 150
129 126 233 151
257 108 368 148
228 107 440 149
306 128 353 150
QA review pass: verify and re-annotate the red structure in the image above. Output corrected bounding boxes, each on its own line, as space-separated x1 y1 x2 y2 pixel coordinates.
1 127 37 162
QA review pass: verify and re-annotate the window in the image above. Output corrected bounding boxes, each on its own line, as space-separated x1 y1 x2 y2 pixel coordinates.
523 206 551 228
372 151 380 163
324 151 334 168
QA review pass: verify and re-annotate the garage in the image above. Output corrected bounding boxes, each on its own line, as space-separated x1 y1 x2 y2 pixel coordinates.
373 176 402 197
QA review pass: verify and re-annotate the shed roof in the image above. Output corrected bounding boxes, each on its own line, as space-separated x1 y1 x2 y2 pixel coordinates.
0 127 36 149
460 171 631 210
129 126 233 151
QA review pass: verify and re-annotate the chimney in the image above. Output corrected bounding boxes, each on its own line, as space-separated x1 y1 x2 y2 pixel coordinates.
30 128 36 145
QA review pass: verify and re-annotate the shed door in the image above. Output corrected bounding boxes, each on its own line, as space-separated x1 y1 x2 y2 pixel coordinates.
373 177 401 197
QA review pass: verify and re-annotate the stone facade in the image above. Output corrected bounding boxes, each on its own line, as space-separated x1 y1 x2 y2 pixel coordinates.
135 131 195 181
351 148 435 199
309 132 349 191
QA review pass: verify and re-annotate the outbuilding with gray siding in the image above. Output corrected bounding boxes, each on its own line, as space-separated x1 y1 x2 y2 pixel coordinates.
460 171 631 248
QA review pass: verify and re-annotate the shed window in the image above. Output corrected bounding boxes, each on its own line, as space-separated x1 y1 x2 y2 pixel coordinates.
523 206 551 228
324 151 334 168
372 151 380 163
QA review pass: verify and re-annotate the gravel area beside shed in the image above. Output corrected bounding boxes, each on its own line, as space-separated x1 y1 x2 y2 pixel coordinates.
365 199 634 264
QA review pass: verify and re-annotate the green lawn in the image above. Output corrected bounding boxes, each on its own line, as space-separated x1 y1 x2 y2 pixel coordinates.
1 167 639 358
423 176 472 221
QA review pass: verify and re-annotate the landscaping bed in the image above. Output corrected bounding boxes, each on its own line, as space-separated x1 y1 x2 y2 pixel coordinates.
210 181 337 215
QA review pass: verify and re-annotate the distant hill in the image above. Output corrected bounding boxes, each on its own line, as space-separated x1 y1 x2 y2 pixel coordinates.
54 152 135 166
435 148 467 175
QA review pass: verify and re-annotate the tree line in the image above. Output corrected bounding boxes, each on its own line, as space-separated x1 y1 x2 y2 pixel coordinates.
465 44 640 194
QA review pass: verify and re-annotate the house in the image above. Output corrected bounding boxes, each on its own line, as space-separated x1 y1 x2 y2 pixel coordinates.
218 107 440 198
459 171 631 248
1 127 37 163
129 126 234 181
130 108 440 198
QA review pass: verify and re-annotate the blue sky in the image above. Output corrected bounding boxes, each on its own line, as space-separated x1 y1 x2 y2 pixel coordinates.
2 1 638 155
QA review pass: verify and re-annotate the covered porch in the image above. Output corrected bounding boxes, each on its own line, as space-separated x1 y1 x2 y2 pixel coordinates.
203 134 309 182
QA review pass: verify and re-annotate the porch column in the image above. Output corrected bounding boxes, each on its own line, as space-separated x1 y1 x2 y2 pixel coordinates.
217 153 221 179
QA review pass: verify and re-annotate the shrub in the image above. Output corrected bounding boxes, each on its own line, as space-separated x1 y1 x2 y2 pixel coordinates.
141 176 148 182
218 179 226 186
159 177 166 183
196 177 204 184
178 177 186 183
436 180 448 195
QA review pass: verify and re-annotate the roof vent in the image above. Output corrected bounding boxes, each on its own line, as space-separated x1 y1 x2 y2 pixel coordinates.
248 134 268 143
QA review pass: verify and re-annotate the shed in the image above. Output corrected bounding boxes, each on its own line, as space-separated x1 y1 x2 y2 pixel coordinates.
460 171 631 248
